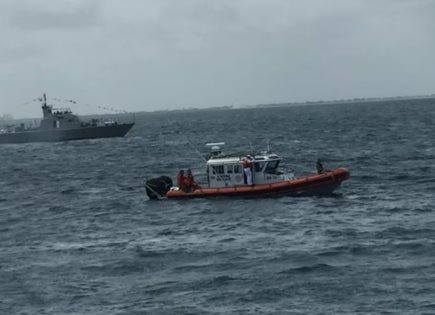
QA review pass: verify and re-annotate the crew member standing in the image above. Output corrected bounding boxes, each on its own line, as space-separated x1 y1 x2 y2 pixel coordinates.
185 168 199 192
177 170 188 192
243 155 253 185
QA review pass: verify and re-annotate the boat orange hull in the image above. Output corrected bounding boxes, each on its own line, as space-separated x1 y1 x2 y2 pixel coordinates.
166 168 350 199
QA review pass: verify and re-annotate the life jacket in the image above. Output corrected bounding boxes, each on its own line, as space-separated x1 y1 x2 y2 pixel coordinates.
242 158 252 169
177 173 186 187
185 174 195 187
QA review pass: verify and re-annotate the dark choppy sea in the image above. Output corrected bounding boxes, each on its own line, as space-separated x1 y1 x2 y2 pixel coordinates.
1 99 435 314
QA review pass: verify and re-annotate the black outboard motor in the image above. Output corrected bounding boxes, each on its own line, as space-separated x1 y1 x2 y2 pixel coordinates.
145 176 173 200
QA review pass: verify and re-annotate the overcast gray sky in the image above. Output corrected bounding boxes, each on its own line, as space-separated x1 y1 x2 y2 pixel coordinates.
1 0 434 118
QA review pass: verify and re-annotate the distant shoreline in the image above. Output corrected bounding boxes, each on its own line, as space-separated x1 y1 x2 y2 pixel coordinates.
139 94 435 114
247 94 435 109
3 94 435 121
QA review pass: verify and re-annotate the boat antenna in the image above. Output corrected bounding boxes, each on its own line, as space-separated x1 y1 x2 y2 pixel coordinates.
186 137 208 163
163 118 231 186
249 140 254 155
184 137 231 186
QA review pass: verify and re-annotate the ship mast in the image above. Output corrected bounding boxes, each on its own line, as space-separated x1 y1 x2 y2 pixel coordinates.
41 93 52 118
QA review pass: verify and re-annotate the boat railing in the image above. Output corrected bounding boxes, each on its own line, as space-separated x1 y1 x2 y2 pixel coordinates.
278 166 295 180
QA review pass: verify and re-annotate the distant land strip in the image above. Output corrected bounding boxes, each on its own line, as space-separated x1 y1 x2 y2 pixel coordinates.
139 93 435 114
2 94 435 121
249 94 435 109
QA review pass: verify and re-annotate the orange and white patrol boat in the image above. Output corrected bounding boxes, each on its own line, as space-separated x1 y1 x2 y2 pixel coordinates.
145 143 350 200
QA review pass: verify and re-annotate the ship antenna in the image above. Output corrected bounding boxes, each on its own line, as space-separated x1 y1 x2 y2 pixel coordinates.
249 140 254 154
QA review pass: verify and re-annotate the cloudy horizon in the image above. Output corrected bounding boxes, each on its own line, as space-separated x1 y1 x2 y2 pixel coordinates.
1 0 435 118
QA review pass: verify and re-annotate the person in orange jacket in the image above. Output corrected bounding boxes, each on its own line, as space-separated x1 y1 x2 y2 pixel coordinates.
242 155 253 185
177 170 188 192
185 168 199 192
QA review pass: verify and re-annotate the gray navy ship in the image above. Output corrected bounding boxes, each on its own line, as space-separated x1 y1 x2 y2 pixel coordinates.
0 94 134 144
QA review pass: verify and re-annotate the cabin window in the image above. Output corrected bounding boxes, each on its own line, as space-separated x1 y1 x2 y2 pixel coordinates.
265 161 280 173
254 162 265 172
233 164 242 174
227 164 242 174
211 165 225 174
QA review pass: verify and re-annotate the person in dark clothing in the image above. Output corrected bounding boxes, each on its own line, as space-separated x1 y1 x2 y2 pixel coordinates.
316 159 324 174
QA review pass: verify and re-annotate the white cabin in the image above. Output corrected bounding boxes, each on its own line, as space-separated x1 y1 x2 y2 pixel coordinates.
205 143 294 188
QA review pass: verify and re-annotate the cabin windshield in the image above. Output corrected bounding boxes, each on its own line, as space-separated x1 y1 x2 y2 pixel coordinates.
211 165 225 174
254 162 265 172
265 160 280 174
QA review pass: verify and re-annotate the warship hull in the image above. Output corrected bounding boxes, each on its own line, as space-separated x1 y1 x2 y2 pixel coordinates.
0 123 134 144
